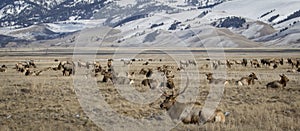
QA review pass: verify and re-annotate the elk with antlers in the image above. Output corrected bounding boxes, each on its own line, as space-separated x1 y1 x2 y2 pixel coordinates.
160 76 229 124
159 76 201 124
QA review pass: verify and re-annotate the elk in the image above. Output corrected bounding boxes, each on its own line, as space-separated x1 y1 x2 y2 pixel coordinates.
266 74 289 89
234 60 242 65
180 60 189 67
236 72 258 86
2 65 7 68
25 60 37 68
101 69 134 85
212 61 218 70
107 59 113 68
145 68 153 78
250 59 261 68
139 68 149 75
226 60 234 68
15 62 26 72
205 73 230 85
93 62 102 76
188 60 197 66
142 61 149 65
159 76 201 124
241 58 247 67
287 58 299 68
0 68 6 72
126 72 135 85
59 61 75 76
166 75 175 89
24 68 43 76
261 58 271 66
271 58 284 65
0 65 7 72
101 70 113 82
160 76 229 124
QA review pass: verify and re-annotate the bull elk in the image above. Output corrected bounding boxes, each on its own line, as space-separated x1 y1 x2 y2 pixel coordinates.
160 76 229 124
159 76 201 124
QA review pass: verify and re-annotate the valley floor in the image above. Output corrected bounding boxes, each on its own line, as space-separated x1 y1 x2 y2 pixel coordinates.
0 48 299 130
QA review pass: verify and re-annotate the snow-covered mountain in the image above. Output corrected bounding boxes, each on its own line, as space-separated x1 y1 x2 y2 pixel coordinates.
0 0 109 27
0 0 300 48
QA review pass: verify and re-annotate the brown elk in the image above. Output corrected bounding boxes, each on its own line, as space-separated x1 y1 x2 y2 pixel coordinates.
205 73 230 85
261 58 271 66
236 72 258 86
107 59 113 68
159 76 201 124
0 68 6 72
241 58 247 67
266 74 289 89
226 60 235 68
287 58 299 68
142 61 149 65
101 70 113 82
24 68 44 76
59 61 75 76
0 65 7 72
250 59 260 68
160 76 229 124
146 68 153 78
101 69 134 85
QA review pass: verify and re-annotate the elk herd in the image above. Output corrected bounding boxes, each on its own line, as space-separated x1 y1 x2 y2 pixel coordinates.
1 56 299 125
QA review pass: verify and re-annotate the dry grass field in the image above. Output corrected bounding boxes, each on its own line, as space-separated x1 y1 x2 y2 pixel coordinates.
0 48 299 131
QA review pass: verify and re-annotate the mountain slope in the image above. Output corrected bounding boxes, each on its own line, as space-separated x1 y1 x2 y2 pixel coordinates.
0 0 109 27
0 0 300 48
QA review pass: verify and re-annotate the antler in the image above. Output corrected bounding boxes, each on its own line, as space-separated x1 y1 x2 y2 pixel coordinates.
175 75 190 97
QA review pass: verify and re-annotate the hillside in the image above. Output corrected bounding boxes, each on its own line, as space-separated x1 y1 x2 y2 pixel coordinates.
0 0 300 48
